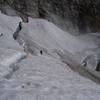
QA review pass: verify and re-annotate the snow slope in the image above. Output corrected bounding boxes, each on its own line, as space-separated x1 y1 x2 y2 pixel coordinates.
0 12 26 77
1 55 100 100
20 18 99 55
0 12 100 100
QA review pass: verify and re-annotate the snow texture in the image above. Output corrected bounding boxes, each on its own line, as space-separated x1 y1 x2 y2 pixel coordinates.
0 12 100 100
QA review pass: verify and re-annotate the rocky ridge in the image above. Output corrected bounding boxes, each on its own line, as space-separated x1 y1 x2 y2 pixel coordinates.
0 0 100 34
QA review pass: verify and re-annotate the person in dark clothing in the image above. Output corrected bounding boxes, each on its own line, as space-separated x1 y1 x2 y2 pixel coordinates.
40 50 43 55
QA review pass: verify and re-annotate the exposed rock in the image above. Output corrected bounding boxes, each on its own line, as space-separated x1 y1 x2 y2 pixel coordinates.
13 21 22 40
81 54 100 71
1 0 100 34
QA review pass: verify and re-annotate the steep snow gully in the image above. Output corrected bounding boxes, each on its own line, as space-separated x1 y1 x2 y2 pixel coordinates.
0 12 100 100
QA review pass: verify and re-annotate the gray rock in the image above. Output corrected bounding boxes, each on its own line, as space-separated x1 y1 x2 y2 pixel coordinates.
81 54 100 71
1 0 100 34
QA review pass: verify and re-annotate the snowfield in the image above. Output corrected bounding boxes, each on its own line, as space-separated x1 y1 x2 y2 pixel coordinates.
0 11 100 100
0 12 26 78
20 18 99 54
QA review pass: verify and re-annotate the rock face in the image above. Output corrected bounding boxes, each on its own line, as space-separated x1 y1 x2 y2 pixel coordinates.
0 0 100 34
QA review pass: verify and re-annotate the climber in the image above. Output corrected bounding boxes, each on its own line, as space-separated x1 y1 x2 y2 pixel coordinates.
40 50 43 55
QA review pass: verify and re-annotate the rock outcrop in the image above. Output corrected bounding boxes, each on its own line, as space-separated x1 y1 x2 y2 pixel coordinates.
81 54 100 71
0 0 100 34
